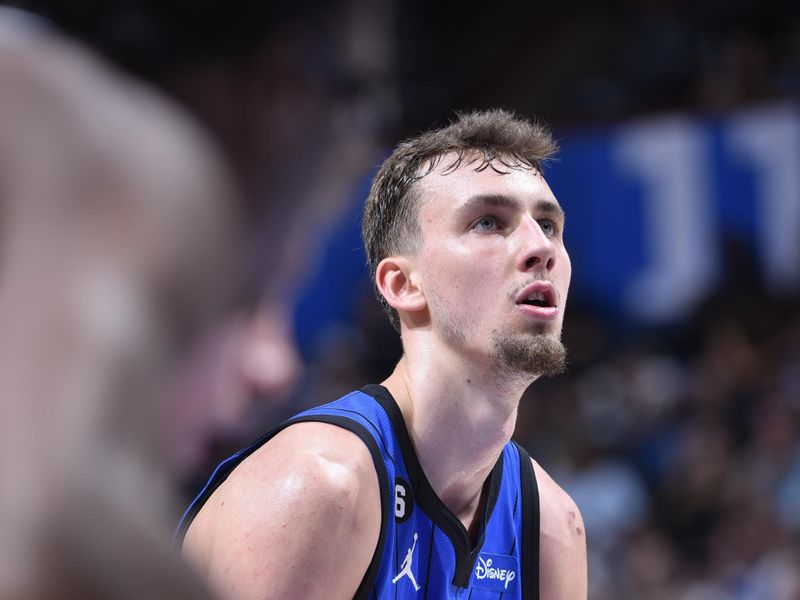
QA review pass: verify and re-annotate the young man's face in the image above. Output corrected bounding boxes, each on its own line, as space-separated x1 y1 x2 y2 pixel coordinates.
412 155 571 376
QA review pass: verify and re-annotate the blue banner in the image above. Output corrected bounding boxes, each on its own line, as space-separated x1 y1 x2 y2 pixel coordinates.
549 102 800 321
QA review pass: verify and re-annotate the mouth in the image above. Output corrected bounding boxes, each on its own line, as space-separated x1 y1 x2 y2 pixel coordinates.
516 282 557 308
515 282 559 320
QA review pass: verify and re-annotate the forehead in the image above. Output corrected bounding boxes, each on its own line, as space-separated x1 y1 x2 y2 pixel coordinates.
414 153 559 216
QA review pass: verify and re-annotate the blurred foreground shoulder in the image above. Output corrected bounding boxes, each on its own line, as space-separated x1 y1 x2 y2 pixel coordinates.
531 459 588 600
184 421 382 600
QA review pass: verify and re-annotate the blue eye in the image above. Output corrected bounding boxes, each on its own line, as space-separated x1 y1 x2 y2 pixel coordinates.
539 219 557 236
473 216 499 231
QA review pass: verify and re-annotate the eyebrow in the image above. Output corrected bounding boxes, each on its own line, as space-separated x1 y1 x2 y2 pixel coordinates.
455 193 565 220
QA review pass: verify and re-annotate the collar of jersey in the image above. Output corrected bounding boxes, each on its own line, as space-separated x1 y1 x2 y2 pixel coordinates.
361 384 504 587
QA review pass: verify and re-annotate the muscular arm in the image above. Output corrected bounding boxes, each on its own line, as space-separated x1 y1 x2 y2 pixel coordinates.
183 422 382 600
532 459 588 600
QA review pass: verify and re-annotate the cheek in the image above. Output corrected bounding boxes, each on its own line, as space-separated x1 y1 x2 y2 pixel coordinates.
422 244 503 301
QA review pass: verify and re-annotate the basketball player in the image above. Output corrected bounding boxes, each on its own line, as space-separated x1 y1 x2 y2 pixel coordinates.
179 110 588 599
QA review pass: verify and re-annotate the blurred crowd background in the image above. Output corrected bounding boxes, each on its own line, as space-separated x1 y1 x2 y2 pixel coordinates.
2 0 799 598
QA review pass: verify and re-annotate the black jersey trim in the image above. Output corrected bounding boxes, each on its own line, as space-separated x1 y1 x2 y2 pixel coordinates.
323 406 395 467
514 442 540 600
361 384 504 588
174 414 390 600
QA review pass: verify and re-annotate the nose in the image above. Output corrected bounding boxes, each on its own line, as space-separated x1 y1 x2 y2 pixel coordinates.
517 216 556 273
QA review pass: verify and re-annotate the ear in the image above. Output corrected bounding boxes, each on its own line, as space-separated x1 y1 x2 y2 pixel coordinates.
375 256 426 315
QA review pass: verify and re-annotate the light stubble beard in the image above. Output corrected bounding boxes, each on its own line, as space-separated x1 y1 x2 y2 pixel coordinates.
489 327 567 378
427 285 567 378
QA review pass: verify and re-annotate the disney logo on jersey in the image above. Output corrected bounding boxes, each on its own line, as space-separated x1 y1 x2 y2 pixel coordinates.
472 553 518 592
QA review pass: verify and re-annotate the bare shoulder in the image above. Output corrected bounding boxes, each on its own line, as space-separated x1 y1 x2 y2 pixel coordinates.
530 458 588 600
184 421 382 600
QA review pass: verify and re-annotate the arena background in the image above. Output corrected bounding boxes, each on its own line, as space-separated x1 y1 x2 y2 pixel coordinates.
9 1 800 597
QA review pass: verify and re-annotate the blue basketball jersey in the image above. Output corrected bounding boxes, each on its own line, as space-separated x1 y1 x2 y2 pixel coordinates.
177 385 541 599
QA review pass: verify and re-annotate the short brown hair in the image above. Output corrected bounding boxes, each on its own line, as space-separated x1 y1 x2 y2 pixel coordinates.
362 108 558 330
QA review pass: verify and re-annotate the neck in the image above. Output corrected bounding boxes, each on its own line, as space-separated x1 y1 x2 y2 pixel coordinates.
382 343 535 526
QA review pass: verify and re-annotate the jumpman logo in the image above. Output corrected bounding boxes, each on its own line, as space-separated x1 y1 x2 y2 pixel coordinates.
392 533 421 592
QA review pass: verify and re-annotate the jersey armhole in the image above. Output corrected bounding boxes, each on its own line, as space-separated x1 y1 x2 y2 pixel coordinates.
514 442 541 600
175 415 390 600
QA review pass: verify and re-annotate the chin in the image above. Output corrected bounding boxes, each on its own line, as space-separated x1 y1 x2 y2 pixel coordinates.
490 330 567 378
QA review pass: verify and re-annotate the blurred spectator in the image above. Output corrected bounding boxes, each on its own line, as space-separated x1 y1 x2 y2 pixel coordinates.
1 0 396 486
0 10 242 598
